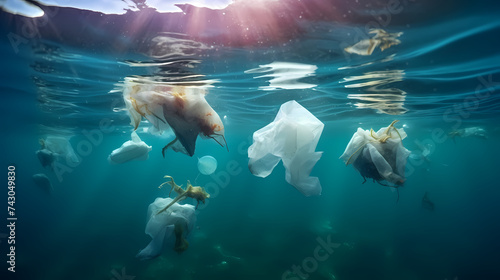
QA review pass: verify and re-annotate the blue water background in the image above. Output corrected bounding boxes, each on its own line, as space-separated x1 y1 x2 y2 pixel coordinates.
1 1 500 280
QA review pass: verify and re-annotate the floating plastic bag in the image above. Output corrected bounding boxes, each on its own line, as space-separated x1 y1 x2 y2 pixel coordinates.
122 78 227 157
340 120 410 186
37 136 80 168
136 197 196 260
108 131 152 164
248 100 324 196
448 126 487 141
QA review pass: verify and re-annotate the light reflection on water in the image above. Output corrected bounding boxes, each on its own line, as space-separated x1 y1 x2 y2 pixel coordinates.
341 70 407 115
245 62 318 90
4 2 497 135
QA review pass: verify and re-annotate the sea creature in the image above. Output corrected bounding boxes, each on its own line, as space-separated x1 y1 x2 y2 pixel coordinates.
136 197 196 260
340 120 411 202
157 175 210 213
122 79 227 157
344 120 402 165
340 120 409 185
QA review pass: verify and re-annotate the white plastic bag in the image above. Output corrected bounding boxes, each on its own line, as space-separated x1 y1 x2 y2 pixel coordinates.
122 78 226 156
340 121 410 186
136 197 196 260
43 136 80 165
108 131 152 164
248 100 324 196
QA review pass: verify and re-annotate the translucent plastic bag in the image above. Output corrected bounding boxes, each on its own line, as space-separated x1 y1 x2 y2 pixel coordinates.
122 78 226 157
108 131 152 164
37 136 80 168
248 100 324 196
136 197 196 260
340 120 410 187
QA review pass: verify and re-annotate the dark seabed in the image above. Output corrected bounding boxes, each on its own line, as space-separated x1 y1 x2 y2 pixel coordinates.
1 0 500 280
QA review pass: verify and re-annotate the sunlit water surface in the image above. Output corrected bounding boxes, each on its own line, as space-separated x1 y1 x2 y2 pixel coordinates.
1 1 500 280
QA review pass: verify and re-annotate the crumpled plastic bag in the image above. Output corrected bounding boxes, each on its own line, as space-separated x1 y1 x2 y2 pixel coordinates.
108 131 152 164
248 100 324 196
122 78 226 157
37 136 80 168
340 121 410 186
448 126 487 141
136 197 196 260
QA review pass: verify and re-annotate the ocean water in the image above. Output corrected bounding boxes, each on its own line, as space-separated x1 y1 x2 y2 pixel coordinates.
1 1 500 280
